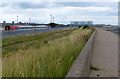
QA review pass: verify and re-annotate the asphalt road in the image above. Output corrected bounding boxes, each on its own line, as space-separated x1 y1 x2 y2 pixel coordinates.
2 27 73 38
2 26 119 39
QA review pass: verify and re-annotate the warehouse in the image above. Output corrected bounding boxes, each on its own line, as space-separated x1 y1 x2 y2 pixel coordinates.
70 21 93 27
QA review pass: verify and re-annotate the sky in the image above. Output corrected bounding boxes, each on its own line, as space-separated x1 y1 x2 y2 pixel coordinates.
0 0 119 25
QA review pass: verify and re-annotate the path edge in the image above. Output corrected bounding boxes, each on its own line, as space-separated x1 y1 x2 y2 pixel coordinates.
65 29 96 77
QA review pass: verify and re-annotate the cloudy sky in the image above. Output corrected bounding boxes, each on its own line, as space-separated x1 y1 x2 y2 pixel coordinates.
0 0 119 25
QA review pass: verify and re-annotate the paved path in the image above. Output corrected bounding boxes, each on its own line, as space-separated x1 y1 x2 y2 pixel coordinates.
89 28 118 77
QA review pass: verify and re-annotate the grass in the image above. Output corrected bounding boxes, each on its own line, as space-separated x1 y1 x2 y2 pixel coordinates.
2 28 94 77
3 28 79 47
2 27 78 55
90 66 102 71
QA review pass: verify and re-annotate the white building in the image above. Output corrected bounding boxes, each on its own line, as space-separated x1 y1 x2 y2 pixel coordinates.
70 21 93 27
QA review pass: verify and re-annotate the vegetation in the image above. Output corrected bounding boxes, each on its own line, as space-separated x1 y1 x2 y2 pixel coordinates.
49 23 57 28
49 23 68 28
2 28 78 55
3 27 94 77
90 66 102 71
82 25 89 29
79 26 82 28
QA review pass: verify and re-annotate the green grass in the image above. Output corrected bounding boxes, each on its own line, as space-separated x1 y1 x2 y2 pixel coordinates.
2 28 94 77
90 66 102 71
2 28 78 55
3 28 79 47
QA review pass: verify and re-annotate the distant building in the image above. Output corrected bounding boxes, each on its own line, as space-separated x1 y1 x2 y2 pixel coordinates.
70 21 93 27
94 24 106 26
0 23 50 30
0 23 13 30
103 25 111 27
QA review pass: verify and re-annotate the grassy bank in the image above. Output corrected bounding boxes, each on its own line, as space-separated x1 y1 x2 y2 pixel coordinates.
2 28 78 55
3 28 94 77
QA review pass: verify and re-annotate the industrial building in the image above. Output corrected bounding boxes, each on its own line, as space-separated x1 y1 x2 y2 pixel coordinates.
70 21 93 27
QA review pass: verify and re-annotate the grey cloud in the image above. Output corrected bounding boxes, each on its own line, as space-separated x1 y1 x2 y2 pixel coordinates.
0 3 8 7
0 2 118 9
0 2 49 9
54 2 117 8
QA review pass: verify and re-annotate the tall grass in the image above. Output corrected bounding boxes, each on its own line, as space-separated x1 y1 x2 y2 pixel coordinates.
3 29 94 77
3 28 77 47
2 28 78 54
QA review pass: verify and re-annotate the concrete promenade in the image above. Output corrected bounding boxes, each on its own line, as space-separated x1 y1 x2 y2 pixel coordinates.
89 28 118 77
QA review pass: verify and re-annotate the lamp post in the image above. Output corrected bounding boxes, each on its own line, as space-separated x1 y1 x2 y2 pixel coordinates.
52 17 54 23
50 14 52 23
29 18 31 24
17 16 18 23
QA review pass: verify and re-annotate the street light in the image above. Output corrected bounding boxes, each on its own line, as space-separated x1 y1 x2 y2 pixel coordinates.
17 16 19 23
50 14 52 23
29 18 31 24
52 17 54 23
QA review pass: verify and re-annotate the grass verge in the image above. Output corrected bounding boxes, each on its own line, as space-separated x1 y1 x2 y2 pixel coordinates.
3 28 94 77
2 28 78 55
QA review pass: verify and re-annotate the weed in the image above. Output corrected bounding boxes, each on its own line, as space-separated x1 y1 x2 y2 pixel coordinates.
2 28 94 77
90 66 102 71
